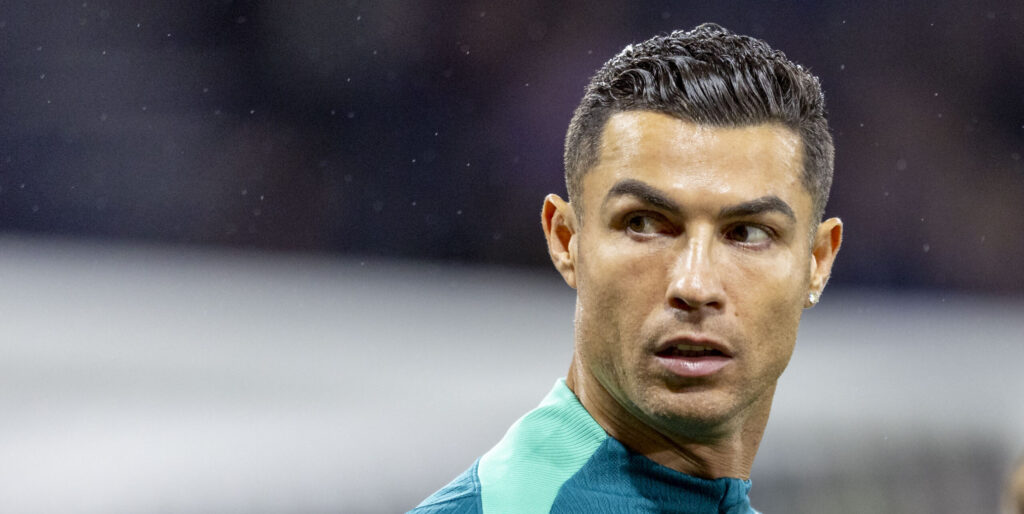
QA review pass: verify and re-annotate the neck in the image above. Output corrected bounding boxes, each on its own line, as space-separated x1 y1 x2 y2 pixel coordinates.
566 359 771 480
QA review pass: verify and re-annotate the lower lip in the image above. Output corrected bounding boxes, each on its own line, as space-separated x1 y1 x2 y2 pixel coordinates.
655 355 731 377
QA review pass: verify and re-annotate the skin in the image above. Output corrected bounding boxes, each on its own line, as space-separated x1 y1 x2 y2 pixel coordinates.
1006 457 1024 514
541 110 842 479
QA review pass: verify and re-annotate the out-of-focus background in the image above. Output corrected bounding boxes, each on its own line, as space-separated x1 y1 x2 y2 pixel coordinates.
1 1 1021 513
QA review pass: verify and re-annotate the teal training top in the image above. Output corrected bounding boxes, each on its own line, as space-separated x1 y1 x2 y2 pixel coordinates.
410 379 759 513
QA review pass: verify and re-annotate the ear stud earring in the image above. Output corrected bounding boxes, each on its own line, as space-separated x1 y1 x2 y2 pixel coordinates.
807 291 819 306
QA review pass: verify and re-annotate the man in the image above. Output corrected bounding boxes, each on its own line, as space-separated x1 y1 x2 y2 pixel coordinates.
412 23 842 513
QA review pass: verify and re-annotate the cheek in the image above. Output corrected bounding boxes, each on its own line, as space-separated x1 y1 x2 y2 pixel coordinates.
726 251 806 345
726 248 808 308
573 245 619 357
575 238 664 363
581 238 666 322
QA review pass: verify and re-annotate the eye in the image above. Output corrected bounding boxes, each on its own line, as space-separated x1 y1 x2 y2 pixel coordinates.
625 213 671 236
725 224 773 246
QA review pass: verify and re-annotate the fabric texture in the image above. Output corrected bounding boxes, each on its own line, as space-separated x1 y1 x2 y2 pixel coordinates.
411 460 483 514
477 378 608 512
410 379 759 513
550 437 754 513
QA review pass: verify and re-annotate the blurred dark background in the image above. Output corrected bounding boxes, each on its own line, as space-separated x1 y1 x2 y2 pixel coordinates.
2 0 1023 292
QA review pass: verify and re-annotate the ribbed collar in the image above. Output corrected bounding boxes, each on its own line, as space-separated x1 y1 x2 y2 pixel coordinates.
551 379 757 513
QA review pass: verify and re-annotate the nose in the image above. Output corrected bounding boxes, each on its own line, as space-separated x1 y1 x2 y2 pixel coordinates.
666 229 725 313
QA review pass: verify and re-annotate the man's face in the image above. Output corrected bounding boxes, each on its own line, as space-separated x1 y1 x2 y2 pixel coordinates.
566 110 824 435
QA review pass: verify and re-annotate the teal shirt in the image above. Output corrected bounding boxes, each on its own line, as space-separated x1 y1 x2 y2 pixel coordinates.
411 379 759 513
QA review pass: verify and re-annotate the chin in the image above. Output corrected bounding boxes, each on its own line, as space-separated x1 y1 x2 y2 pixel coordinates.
633 384 742 435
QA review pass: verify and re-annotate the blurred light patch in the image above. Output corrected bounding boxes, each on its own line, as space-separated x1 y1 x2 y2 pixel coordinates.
0 235 1021 513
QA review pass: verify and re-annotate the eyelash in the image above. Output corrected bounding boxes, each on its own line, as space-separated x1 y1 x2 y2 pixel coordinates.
623 212 674 237
724 223 777 247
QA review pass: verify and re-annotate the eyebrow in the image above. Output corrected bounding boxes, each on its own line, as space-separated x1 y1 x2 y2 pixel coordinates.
718 196 795 221
603 178 796 221
603 179 682 214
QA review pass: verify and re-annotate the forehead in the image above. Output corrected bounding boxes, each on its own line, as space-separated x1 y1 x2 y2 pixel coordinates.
584 111 810 216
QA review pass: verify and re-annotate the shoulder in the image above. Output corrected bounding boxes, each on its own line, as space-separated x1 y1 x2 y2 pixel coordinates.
411 380 608 513
407 460 483 514
475 380 607 512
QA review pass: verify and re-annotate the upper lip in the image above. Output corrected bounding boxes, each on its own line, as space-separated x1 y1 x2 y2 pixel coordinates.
654 335 733 357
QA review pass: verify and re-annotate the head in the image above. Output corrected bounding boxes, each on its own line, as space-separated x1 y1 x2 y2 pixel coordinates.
542 24 842 451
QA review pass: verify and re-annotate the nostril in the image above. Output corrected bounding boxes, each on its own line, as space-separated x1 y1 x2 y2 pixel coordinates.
669 296 699 311
669 295 722 312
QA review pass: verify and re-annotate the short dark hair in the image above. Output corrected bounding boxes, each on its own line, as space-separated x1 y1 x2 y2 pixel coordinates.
564 23 834 222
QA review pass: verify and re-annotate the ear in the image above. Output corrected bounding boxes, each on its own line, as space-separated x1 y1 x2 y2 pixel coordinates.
807 217 843 304
541 194 578 289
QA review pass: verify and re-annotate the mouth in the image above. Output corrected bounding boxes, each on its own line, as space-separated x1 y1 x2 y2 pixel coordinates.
655 343 728 359
653 338 732 378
